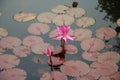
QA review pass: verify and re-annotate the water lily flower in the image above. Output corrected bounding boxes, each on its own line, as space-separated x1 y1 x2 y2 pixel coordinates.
43 47 53 71
43 47 53 56
53 26 75 44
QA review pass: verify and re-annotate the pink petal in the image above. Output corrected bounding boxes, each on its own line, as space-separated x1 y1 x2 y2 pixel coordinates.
52 35 62 40
52 26 75 44
63 37 68 44
57 27 62 35
43 47 53 56
66 35 75 41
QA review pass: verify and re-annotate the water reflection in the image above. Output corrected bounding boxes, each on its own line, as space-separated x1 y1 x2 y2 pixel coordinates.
96 0 120 53
96 0 120 22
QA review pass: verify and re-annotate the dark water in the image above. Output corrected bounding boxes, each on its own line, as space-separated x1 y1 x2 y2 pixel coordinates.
0 0 120 80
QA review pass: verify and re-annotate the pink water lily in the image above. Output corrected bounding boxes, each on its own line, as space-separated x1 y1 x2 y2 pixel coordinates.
43 47 53 56
53 26 75 44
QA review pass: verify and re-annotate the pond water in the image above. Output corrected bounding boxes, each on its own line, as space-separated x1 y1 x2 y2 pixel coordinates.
0 0 120 80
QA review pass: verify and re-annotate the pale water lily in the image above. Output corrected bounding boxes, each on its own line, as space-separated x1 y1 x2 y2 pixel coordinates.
53 26 75 44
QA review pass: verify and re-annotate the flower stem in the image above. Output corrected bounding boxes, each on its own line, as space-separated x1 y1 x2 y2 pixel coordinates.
61 38 65 53
61 38 65 47
50 56 53 71
59 38 66 61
